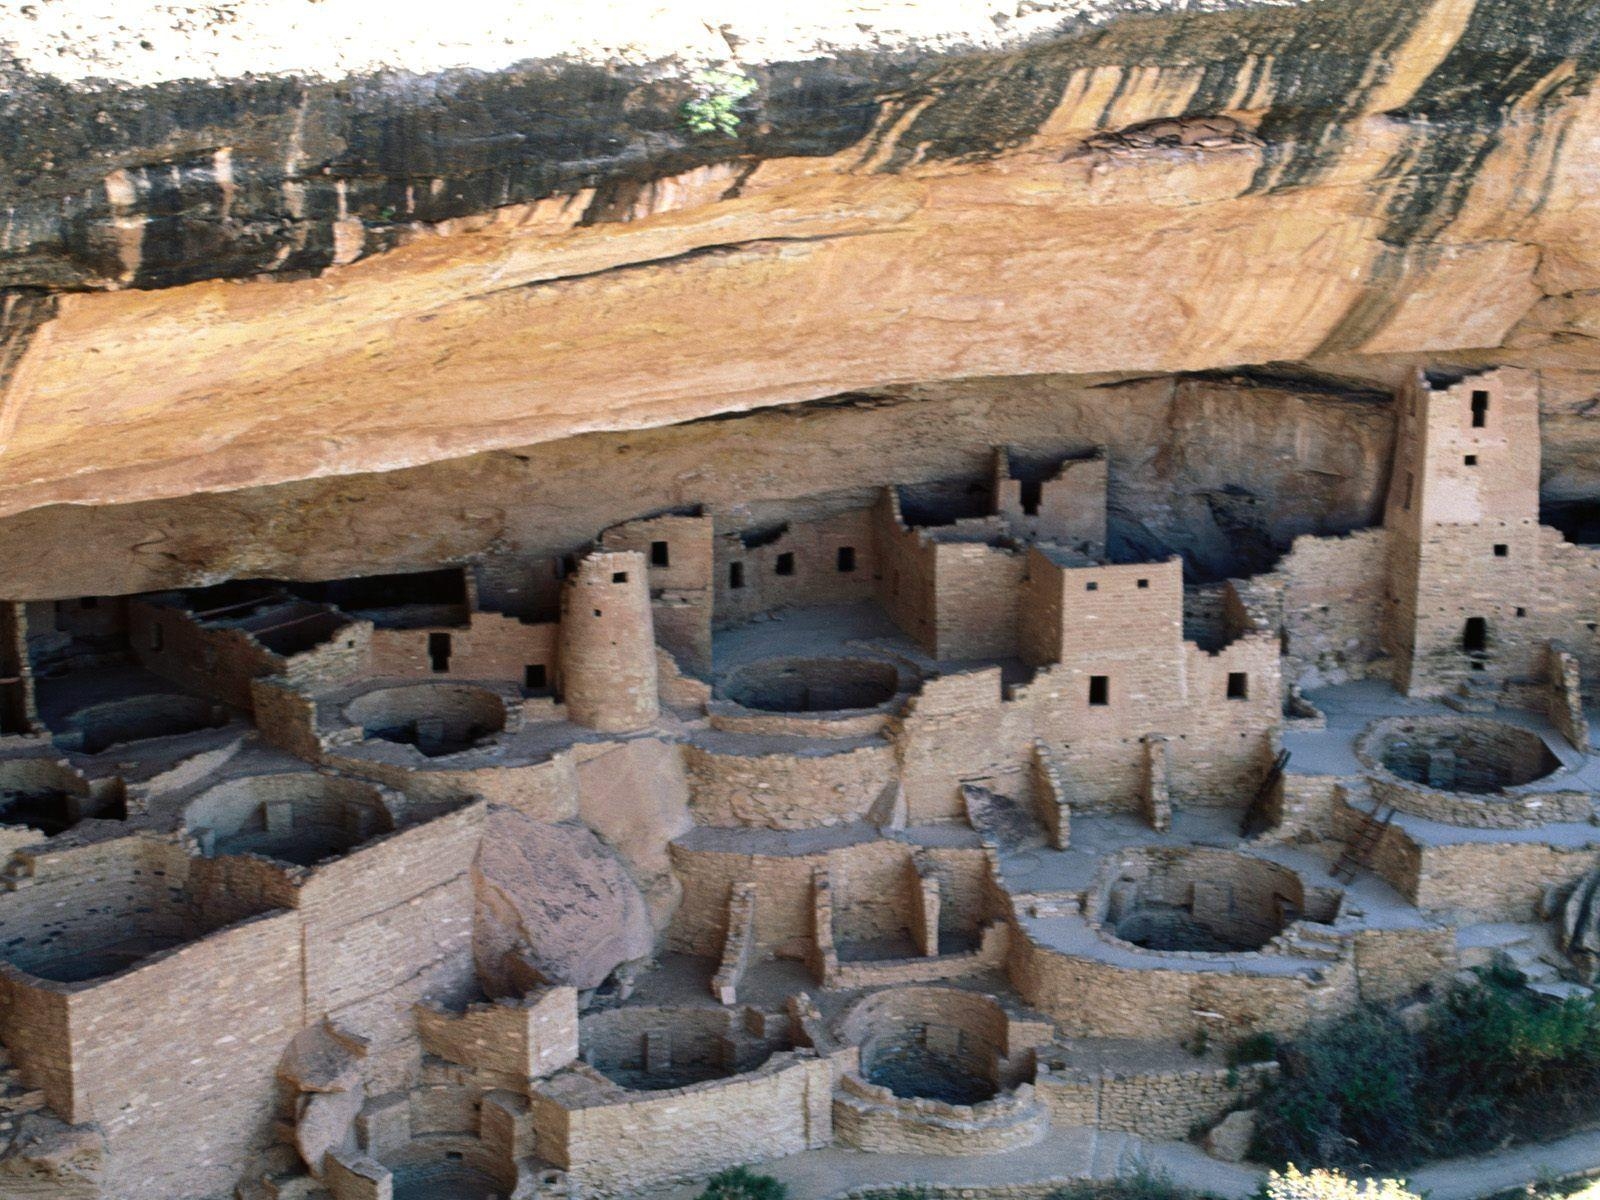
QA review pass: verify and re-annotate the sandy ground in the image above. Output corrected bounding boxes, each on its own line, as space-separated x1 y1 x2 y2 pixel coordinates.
2 0 1301 87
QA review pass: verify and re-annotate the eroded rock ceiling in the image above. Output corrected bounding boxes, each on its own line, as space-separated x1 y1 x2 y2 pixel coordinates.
1 0 1599 591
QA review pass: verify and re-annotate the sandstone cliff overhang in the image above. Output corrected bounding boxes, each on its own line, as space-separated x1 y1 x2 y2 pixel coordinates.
0 0 1597 518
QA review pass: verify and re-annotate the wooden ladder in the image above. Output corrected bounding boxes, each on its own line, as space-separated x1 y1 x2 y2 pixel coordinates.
1239 748 1292 838
1330 800 1395 881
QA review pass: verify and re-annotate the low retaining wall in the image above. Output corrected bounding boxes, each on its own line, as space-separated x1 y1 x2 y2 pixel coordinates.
1369 775 1591 830
1035 1054 1276 1140
833 1071 1048 1155
530 1052 831 1197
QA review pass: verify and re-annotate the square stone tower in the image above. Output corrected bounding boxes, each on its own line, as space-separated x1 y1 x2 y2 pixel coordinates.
1381 367 1542 696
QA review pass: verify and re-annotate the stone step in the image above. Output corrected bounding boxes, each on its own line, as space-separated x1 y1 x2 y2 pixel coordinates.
1527 980 1594 1002
1515 960 1562 983
1284 939 1343 962
1293 923 1345 944
0 1088 46 1116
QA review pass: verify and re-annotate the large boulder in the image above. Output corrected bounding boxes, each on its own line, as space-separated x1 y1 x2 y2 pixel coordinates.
1559 864 1600 982
1204 1109 1258 1163
474 811 655 992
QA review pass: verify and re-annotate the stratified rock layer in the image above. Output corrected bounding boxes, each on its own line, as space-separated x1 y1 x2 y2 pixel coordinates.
0 0 1598 522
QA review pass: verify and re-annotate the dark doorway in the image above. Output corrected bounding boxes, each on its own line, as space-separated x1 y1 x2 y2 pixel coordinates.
1462 617 1488 655
428 632 452 673
1020 479 1043 516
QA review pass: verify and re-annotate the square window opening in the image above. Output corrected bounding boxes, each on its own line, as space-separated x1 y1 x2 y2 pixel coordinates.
525 664 548 690
1085 580 1099 592
775 552 795 577
837 546 857 573
1136 579 1149 589
1494 544 1508 557
612 571 628 583
1226 672 1249 700
650 540 670 567
1465 455 1478 467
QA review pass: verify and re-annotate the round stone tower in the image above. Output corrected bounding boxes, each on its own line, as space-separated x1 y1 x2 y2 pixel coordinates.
558 550 660 731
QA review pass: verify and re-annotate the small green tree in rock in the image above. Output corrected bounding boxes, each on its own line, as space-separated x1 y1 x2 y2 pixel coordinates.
681 68 757 136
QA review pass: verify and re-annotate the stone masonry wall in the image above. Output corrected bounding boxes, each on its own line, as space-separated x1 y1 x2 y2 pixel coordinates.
684 738 896 829
603 513 715 674
370 613 557 687
1037 1059 1276 1140
716 510 878 630
63 910 303 1200
532 1053 831 1196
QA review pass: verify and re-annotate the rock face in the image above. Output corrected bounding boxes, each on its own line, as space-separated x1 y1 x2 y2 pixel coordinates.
1203 1108 1257 1162
473 812 655 992
0 0 1598 524
1559 866 1600 982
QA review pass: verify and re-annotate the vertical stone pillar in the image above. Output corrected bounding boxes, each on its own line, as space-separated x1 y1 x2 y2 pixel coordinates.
557 550 660 732
0 601 39 737
1140 734 1171 833
910 859 941 957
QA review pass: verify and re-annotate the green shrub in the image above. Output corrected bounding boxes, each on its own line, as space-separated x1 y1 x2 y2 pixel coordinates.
1420 966 1600 1154
1251 1005 1423 1170
1229 1031 1279 1066
681 69 757 136
1252 970 1600 1170
699 1166 788 1200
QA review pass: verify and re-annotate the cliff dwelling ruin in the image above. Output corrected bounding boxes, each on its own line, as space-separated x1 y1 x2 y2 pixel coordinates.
5 2 1600 1198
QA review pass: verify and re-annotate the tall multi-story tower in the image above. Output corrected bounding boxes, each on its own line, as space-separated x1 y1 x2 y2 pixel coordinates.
557 550 661 731
1381 367 1543 696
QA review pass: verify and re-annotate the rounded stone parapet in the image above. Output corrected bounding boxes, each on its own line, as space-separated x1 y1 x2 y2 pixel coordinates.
1355 716 1589 829
832 1070 1048 1155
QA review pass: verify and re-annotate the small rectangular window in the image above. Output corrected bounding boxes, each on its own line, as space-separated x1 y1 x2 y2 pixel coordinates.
524 664 548 690
1019 479 1043 517
612 571 628 583
1085 581 1098 592
837 546 856 573
1088 675 1109 707
1493 544 1508 557
1515 607 1527 618
775 552 795 577
1227 672 1249 700
650 540 669 567
1471 389 1489 428
1136 579 1149 589
428 631 451 673
729 562 745 590
1464 455 1478 467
